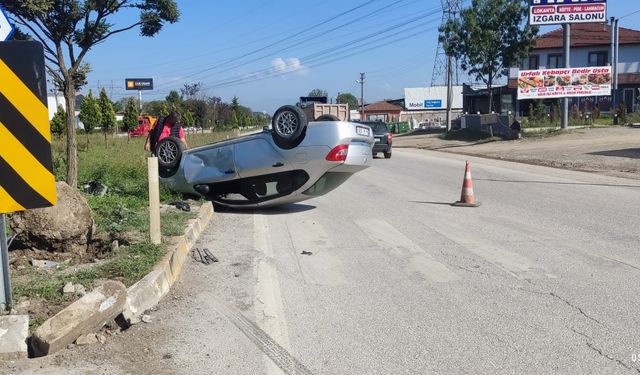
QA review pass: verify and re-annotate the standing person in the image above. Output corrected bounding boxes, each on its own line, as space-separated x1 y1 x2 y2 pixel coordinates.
144 111 188 154
510 119 522 139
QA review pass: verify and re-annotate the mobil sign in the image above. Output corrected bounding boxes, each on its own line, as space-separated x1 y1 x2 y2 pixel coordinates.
529 0 607 26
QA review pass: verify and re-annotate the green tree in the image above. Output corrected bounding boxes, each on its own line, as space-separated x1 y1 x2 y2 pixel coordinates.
182 110 195 127
78 90 101 147
308 88 328 98
230 111 239 129
231 96 241 128
1 0 180 187
50 105 66 137
98 88 116 145
337 93 359 110
122 98 139 136
166 90 183 113
440 0 537 113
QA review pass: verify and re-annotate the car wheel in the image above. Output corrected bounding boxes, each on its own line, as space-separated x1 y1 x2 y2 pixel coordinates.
156 136 184 169
271 105 308 149
384 150 392 159
316 114 340 121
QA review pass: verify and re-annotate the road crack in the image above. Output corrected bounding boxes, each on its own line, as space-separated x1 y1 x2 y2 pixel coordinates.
586 342 640 373
550 292 605 327
568 326 592 340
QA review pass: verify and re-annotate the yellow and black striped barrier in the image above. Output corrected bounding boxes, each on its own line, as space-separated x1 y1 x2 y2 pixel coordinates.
0 41 55 214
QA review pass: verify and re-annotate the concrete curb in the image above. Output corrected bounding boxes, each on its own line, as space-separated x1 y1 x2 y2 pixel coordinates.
1 202 215 359
120 203 214 325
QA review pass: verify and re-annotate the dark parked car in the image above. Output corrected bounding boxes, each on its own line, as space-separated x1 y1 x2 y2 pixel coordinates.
360 121 392 158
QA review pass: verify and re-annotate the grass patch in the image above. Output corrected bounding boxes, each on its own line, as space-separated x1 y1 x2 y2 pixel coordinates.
11 129 240 324
439 128 499 143
12 242 165 300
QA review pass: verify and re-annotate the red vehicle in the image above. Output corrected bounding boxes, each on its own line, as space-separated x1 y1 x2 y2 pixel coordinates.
128 114 157 137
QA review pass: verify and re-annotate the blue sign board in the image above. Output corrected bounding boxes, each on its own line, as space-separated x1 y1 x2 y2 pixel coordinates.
424 100 442 109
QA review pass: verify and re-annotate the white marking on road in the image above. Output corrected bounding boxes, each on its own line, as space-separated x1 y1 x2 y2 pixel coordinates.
253 214 291 375
356 219 460 282
430 222 550 279
285 216 348 286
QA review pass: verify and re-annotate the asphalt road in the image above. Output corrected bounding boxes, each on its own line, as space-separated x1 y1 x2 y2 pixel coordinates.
11 149 640 374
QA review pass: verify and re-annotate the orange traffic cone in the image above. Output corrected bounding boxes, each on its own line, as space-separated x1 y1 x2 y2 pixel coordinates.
452 161 481 207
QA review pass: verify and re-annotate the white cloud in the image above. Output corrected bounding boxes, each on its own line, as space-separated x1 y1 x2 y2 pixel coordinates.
271 57 309 77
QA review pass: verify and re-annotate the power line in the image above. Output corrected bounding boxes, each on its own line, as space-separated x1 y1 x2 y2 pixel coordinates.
153 0 379 91
619 8 640 20
149 0 422 82
171 8 442 92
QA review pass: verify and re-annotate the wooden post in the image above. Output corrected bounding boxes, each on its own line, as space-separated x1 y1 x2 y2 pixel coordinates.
148 157 161 245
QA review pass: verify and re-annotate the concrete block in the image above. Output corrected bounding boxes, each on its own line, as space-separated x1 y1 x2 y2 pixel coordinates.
120 269 170 325
0 315 28 360
31 280 127 356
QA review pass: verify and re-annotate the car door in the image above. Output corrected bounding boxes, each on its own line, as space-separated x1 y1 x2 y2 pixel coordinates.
233 138 290 178
183 144 238 184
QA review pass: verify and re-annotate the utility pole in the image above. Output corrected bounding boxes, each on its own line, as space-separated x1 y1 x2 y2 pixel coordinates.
446 37 456 132
561 24 571 130
610 17 619 123
358 73 365 120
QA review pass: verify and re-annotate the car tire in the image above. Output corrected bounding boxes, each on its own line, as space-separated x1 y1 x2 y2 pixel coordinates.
156 136 185 169
316 114 340 121
384 150 392 159
271 105 308 149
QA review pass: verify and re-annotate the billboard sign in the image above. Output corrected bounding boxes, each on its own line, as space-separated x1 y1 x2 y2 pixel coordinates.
529 0 607 26
404 87 463 110
125 78 153 90
517 66 612 99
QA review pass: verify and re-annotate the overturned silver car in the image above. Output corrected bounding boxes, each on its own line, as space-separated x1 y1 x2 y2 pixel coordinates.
156 105 374 209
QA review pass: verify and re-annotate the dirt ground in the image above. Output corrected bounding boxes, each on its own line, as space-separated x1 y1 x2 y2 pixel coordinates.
393 126 640 180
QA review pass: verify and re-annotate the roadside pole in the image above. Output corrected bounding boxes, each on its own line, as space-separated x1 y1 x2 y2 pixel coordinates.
610 16 615 117
446 47 453 132
0 214 12 310
613 18 624 110
148 158 161 245
359 72 365 120
561 23 571 130
138 89 143 111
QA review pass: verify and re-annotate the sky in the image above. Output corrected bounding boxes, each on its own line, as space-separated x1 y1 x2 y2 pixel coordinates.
73 0 640 114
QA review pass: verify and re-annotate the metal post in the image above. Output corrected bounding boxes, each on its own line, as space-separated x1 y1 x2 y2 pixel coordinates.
446 51 453 132
611 17 616 120
0 214 13 311
359 72 365 121
138 90 143 112
561 24 571 129
615 18 620 96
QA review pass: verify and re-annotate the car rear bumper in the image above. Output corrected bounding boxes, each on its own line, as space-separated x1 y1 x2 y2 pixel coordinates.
331 141 372 173
372 143 391 153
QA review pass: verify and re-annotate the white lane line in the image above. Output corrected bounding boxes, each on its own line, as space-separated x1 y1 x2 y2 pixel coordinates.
284 216 348 286
429 221 551 280
254 214 291 375
356 219 460 283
